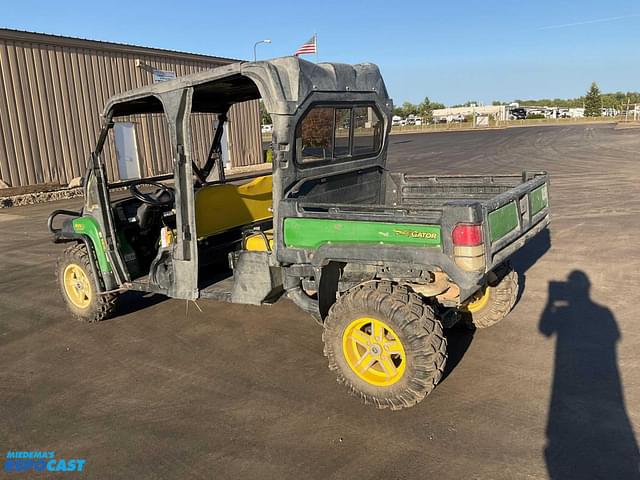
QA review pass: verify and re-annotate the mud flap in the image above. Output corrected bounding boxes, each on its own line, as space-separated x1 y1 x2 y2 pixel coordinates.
231 251 283 305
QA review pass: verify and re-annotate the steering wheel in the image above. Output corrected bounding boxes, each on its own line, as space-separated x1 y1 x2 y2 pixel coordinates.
129 180 175 207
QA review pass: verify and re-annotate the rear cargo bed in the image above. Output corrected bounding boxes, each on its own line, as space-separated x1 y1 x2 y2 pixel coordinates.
387 173 536 208
293 172 548 226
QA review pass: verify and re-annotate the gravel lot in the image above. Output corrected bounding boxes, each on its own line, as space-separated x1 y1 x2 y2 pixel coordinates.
1 123 639 479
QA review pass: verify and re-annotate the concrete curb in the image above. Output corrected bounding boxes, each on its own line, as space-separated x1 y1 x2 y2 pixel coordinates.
614 121 640 130
1 186 84 208
389 119 616 136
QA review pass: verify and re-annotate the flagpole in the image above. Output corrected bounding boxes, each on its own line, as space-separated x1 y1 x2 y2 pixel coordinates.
315 32 318 62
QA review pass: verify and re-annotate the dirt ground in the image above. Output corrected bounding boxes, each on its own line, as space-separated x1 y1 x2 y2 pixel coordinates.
1 124 639 479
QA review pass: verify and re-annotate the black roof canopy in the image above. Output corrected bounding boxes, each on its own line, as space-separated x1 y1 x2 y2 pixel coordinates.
104 56 390 117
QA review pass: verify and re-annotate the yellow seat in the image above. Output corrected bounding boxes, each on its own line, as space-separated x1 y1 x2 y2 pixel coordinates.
195 175 273 239
245 229 274 251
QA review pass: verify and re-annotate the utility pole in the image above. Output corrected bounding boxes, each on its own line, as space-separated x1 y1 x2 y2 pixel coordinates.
626 95 630 122
253 39 272 62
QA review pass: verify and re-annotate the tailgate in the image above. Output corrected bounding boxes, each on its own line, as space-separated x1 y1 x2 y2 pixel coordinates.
483 172 550 268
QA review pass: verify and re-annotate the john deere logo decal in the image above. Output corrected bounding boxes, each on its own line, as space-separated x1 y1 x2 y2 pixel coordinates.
394 229 439 240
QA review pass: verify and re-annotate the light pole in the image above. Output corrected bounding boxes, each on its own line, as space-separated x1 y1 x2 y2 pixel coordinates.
253 39 271 62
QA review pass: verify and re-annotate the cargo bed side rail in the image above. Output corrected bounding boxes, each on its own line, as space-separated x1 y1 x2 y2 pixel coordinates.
481 171 550 268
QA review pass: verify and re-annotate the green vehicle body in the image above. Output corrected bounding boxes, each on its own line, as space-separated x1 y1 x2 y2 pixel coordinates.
71 217 111 273
283 219 442 249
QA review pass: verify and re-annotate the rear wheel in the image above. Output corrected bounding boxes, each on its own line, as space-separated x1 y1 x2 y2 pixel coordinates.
323 281 447 410
57 244 116 322
460 262 519 329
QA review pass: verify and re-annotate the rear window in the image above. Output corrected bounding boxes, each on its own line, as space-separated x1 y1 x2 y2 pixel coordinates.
296 105 383 164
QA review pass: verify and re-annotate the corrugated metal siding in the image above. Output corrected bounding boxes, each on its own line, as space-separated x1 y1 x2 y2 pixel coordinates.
228 100 263 167
0 30 262 188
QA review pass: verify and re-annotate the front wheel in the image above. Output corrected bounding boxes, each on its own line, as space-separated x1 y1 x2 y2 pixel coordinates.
323 281 447 410
56 244 116 322
460 262 519 329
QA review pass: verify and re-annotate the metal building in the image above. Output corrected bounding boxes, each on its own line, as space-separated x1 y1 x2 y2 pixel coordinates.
0 28 263 188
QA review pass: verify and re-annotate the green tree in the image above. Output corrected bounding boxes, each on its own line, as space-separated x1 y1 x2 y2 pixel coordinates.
418 96 431 117
584 82 602 117
392 106 404 117
418 96 444 121
451 100 480 108
402 101 418 116
392 97 445 119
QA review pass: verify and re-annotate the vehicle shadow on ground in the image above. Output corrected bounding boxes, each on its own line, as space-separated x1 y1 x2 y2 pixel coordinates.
540 270 640 479
441 324 474 382
511 227 551 307
441 228 551 383
110 291 167 318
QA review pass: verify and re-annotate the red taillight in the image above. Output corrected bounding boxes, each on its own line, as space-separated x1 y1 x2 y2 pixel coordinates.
452 224 483 246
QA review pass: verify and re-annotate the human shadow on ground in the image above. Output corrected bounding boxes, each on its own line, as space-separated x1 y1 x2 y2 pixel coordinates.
540 270 640 479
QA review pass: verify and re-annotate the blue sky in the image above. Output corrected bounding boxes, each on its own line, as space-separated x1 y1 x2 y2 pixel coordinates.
3 0 639 105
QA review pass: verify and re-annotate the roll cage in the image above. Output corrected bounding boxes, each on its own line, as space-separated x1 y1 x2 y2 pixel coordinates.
80 57 393 299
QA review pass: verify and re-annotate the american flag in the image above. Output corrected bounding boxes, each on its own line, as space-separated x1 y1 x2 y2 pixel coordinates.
294 35 317 56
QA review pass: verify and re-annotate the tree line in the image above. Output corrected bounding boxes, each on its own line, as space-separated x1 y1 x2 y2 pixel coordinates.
499 88 640 110
260 83 640 124
394 83 640 119
392 98 445 119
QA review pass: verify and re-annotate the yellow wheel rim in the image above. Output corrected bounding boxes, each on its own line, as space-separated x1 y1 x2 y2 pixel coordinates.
465 286 490 313
342 317 406 387
63 263 92 309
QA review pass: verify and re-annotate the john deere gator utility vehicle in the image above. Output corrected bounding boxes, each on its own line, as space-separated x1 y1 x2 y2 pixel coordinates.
49 57 550 410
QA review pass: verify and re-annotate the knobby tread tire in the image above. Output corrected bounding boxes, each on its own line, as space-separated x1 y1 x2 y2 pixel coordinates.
465 262 519 329
322 281 447 410
56 243 116 323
